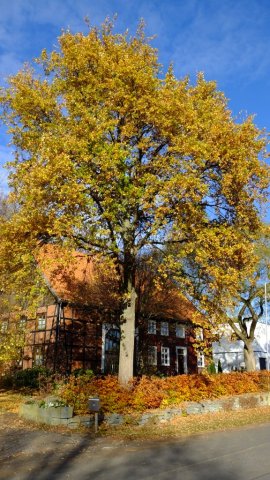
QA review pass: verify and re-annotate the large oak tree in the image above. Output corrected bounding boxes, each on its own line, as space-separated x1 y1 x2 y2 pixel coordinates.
0 20 268 383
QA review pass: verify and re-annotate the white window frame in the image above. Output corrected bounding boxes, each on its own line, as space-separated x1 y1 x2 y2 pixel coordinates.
33 346 44 366
37 314 46 331
175 346 188 374
148 320 157 335
197 352 205 368
176 323 185 338
148 346 157 366
160 321 169 336
161 346 170 366
1 321 8 333
101 323 120 373
19 316 27 329
196 327 204 341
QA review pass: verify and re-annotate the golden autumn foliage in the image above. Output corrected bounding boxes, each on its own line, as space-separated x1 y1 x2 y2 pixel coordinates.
58 372 270 415
178 230 270 371
0 19 269 383
0 320 25 373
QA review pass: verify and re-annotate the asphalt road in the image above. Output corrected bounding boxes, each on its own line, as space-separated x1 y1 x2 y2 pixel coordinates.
1 414 270 479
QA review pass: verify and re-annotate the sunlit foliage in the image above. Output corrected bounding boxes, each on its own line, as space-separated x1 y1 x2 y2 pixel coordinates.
0 19 268 382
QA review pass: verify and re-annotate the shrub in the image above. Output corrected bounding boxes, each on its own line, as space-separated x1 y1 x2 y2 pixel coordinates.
57 374 132 414
218 360 223 373
131 376 164 411
0 373 13 389
72 368 95 378
207 362 217 374
57 371 270 415
12 367 52 389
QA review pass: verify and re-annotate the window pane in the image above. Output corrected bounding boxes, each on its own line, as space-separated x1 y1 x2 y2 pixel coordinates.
196 328 204 340
33 347 44 366
176 324 185 338
37 314 46 330
148 320 156 334
161 322 169 336
197 353 205 367
148 346 157 365
19 317 27 329
1 321 8 333
161 347 170 366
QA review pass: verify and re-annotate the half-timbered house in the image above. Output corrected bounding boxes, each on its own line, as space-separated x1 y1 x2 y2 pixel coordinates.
4 245 203 375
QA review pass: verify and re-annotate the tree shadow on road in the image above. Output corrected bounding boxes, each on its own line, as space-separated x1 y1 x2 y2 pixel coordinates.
0 425 244 480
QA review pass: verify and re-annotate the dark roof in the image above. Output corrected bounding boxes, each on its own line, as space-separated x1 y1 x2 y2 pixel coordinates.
38 244 201 322
37 244 117 308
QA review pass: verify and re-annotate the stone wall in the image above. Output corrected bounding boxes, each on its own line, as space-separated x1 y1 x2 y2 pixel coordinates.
19 392 270 429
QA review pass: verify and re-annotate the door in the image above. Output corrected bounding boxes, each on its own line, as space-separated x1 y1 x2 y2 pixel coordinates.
176 347 187 374
259 357 266 370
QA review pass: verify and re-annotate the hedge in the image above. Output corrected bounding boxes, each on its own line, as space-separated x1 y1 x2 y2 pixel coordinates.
1 366 52 389
57 371 270 415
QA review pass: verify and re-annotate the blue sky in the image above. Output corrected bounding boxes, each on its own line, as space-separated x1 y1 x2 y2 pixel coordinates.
0 0 269 197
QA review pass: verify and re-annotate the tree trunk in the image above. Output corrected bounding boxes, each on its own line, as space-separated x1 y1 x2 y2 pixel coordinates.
118 266 137 386
244 342 256 371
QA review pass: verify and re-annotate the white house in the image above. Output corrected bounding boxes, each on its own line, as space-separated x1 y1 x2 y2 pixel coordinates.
212 321 270 372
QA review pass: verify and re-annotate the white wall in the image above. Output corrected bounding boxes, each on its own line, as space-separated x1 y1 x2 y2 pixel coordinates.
212 322 270 372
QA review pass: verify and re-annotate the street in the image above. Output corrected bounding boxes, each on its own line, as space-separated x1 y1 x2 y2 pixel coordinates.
1 413 270 479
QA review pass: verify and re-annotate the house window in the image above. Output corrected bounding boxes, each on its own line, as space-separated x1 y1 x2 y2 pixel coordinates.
148 346 157 365
176 323 185 338
33 346 44 366
161 347 170 366
160 321 169 336
19 316 27 329
197 353 205 368
102 324 120 374
1 321 8 333
37 314 46 330
148 320 157 334
196 328 204 341
105 327 120 353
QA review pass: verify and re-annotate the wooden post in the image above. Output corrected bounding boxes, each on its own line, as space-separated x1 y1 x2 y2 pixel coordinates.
94 412 98 433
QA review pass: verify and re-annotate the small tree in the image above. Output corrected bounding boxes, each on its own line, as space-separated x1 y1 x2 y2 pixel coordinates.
179 232 270 371
225 235 270 371
0 20 268 384
228 283 265 371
